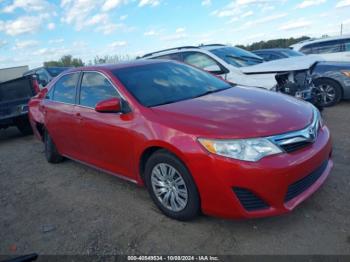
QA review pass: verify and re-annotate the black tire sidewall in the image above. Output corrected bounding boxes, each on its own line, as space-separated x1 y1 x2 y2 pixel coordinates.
44 131 63 163
144 151 200 221
15 117 33 135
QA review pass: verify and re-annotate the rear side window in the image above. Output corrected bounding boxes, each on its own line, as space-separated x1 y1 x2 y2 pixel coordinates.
52 73 79 104
302 40 343 54
79 72 119 108
342 38 350 51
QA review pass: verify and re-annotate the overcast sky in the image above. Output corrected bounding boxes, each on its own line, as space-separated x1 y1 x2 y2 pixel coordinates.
0 0 350 69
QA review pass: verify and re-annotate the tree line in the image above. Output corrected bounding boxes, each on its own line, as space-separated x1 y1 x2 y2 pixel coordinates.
236 36 311 51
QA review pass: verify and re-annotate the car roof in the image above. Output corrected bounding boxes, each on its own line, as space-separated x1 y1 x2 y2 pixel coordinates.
291 35 350 49
253 48 291 52
141 44 227 58
23 66 72 74
63 59 172 73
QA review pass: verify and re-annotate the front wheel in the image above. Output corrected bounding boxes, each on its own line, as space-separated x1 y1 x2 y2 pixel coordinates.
15 116 33 135
144 150 200 221
314 79 342 107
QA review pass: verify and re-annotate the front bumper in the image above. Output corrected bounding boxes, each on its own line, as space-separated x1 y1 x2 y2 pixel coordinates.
188 125 333 219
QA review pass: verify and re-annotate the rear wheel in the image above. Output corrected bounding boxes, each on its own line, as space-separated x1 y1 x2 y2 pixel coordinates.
314 79 342 107
15 117 33 135
144 150 200 221
44 131 63 163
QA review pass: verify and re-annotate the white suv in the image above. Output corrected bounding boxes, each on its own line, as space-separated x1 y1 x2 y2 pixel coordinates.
291 35 350 62
141 44 320 104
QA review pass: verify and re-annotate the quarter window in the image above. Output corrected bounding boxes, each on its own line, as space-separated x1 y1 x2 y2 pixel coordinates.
52 73 79 104
79 72 119 108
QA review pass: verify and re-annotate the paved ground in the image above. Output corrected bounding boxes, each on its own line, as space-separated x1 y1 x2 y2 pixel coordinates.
0 102 350 256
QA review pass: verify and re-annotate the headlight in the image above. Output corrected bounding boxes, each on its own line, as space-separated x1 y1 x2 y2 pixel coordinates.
341 71 350 78
198 138 282 162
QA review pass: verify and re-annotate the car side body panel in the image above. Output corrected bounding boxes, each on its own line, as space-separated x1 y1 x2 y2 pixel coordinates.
28 62 333 219
312 61 350 99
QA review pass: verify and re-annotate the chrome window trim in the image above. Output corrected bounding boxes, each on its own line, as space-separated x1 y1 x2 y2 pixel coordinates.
77 70 128 113
44 70 129 112
268 108 320 151
80 70 126 101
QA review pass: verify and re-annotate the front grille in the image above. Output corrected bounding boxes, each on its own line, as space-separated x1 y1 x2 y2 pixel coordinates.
280 141 312 153
285 160 329 202
270 108 320 154
233 187 269 211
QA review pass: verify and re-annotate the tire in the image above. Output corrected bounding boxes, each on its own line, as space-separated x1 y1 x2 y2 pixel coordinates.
15 117 33 135
314 79 342 107
44 130 64 163
144 150 200 221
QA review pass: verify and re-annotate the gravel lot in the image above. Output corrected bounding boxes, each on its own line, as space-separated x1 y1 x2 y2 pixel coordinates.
0 102 350 256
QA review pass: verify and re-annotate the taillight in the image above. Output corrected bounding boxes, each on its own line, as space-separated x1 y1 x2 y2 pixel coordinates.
32 78 40 94
37 88 48 99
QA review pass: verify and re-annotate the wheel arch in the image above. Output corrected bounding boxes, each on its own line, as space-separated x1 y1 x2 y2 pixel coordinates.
137 141 191 185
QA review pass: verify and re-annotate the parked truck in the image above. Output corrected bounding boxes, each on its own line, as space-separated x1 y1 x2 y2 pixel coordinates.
0 75 39 135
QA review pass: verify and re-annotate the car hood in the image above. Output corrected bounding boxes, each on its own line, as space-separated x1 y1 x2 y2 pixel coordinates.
240 55 323 74
150 86 314 139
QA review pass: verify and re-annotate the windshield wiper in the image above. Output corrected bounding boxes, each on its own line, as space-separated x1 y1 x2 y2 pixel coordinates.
194 86 231 99
151 99 184 107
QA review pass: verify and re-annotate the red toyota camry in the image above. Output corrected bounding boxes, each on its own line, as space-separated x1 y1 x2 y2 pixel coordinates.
28 60 333 220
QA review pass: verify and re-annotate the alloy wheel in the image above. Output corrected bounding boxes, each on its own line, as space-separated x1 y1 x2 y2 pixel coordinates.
151 163 188 212
315 84 336 106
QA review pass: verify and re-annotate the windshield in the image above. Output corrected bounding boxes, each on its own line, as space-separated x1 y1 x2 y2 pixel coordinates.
112 62 231 107
210 47 264 67
46 67 71 77
279 49 304 57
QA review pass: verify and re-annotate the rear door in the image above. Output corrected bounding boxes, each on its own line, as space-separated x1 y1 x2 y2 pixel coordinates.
42 72 81 158
74 71 135 179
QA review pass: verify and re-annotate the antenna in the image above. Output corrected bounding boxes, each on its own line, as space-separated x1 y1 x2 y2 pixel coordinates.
341 23 343 36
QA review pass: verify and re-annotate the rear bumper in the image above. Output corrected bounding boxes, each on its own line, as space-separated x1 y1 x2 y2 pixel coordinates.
0 112 28 128
0 101 29 127
188 125 333 219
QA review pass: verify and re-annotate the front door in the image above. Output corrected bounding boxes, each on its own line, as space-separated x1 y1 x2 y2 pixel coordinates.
74 71 135 179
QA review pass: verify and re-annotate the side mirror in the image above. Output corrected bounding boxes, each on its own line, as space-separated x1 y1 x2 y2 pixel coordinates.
95 98 122 113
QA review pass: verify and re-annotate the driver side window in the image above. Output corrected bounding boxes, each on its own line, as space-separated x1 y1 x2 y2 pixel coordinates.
79 72 120 108
182 52 222 73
